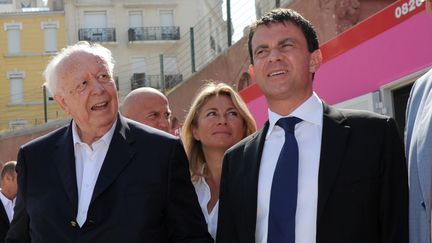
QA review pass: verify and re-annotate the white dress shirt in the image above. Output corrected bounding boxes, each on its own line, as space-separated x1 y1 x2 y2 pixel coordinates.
193 175 219 240
256 92 323 243
72 120 116 227
0 192 15 222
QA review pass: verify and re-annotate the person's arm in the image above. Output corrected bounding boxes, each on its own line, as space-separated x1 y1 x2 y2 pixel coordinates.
380 118 408 243
6 147 31 243
165 139 213 243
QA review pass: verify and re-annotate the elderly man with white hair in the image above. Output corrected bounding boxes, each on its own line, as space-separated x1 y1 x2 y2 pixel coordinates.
6 42 213 243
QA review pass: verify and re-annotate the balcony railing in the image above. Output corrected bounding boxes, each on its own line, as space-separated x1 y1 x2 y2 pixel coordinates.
78 28 116 42
164 74 183 89
131 73 146 90
128 26 180 42
131 73 183 90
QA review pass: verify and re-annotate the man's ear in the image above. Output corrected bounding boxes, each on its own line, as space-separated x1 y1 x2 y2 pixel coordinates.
309 49 323 73
5 173 14 182
248 65 255 82
54 95 70 115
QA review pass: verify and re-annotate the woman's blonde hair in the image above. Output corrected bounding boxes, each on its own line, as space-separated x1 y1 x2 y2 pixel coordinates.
182 82 256 181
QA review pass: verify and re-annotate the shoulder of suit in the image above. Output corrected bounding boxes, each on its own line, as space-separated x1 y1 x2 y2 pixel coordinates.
328 106 395 131
21 125 69 150
125 118 178 142
410 69 432 99
225 130 262 154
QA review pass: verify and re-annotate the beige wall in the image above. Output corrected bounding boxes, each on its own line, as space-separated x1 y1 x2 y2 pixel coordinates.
63 0 227 99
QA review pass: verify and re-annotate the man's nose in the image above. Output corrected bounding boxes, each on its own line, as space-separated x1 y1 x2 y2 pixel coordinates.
90 79 105 94
158 118 170 131
268 48 282 62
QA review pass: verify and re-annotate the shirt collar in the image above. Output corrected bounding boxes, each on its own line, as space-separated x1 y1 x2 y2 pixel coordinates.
72 119 117 147
266 92 323 138
0 191 14 206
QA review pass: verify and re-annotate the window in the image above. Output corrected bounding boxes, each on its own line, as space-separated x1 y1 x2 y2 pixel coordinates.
7 71 25 104
84 11 107 28
129 11 143 28
41 21 59 53
4 23 22 54
132 57 146 73
159 10 173 26
129 11 143 41
21 0 32 8
163 56 177 74
114 76 119 91
9 120 27 130
210 36 216 51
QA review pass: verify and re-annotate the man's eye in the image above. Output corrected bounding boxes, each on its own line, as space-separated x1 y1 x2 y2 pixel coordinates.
146 113 158 120
70 80 87 94
255 49 268 58
98 74 110 81
281 43 293 49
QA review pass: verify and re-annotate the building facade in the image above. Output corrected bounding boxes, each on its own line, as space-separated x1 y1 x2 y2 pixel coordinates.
255 0 396 43
63 0 227 99
0 1 66 131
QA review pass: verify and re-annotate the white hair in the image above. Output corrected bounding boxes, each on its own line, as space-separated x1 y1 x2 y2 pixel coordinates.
43 41 115 95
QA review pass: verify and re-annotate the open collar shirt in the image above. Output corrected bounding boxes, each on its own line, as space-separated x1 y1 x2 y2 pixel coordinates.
72 120 116 227
256 92 323 243
0 192 15 223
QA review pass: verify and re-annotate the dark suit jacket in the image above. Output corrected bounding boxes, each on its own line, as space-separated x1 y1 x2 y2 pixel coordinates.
216 103 408 243
0 201 10 243
6 115 213 243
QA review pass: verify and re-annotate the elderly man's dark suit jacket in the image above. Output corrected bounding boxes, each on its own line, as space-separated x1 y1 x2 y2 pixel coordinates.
6 115 213 243
0 201 10 243
216 103 408 243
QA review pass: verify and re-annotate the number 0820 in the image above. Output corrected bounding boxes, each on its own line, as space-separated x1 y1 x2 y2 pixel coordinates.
394 0 424 18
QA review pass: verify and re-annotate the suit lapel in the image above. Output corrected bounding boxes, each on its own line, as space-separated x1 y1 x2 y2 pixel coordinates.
53 124 78 214
241 122 269 241
91 116 136 203
317 103 350 225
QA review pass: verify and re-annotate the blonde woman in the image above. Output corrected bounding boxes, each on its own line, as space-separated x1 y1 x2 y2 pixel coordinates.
182 82 256 240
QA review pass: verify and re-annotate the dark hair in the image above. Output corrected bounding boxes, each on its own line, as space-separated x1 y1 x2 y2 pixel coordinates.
248 8 319 64
1 161 16 179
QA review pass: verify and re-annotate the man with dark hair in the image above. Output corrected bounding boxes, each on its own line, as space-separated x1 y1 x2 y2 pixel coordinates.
217 8 408 243
0 161 17 243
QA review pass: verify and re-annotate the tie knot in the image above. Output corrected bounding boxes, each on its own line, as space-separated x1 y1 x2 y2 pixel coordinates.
276 117 302 133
